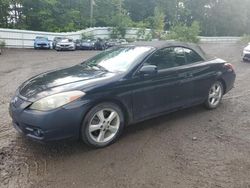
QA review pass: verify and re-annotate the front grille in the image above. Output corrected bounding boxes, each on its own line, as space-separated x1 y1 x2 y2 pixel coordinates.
38 44 47 47
13 121 44 138
60 45 70 47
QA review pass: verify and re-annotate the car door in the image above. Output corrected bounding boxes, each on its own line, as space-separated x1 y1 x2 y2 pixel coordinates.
131 47 194 121
182 47 216 103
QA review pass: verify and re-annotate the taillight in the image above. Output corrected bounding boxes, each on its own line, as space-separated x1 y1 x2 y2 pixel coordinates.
224 63 234 72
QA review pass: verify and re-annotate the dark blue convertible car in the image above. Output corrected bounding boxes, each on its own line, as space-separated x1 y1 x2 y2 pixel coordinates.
9 41 236 148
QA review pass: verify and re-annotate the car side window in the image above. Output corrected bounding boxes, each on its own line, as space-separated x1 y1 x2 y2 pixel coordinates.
145 47 186 70
173 47 186 66
183 48 204 64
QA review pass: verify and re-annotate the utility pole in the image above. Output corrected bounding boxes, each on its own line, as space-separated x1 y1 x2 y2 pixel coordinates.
90 0 94 27
118 0 123 24
119 0 122 15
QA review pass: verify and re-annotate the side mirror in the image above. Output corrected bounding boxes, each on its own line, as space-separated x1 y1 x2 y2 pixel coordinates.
139 65 158 76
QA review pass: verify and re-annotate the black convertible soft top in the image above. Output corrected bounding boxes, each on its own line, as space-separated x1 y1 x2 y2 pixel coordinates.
130 40 208 60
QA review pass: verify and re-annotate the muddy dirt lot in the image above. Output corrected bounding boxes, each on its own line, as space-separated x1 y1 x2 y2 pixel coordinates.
0 43 250 188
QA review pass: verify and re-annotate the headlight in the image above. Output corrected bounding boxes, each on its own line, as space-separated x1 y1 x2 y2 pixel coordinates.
30 91 85 111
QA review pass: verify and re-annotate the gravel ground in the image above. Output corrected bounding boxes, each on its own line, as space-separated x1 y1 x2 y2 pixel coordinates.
0 43 250 188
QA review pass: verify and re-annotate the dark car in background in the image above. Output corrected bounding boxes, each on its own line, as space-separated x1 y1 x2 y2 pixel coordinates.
52 37 63 49
78 38 107 50
55 38 76 51
94 38 107 50
9 41 236 148
75 39 82 50
34 36 50 49
77 39 95 50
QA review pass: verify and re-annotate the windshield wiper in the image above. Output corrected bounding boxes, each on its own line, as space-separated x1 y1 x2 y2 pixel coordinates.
80 61 109 72
81 63 108 72
94 64 108 72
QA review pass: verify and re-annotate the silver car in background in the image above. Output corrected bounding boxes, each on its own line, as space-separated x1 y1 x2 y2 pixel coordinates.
55 38 76 51
243 43 250 62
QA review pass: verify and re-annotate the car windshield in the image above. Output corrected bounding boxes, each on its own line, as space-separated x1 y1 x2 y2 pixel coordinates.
81 46 153 72
54 37 62 41
60 38 73 42
36 37 48 41
81 39 91 42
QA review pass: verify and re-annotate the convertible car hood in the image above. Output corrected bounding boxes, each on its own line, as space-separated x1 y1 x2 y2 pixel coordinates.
19 65 115 102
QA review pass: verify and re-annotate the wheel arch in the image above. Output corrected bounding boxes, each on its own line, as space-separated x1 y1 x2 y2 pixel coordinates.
96 98 132 125
80 97 132 132
217 78 227 94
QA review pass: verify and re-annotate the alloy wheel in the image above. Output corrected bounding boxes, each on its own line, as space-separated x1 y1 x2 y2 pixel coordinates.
208 82 223 107
88 108 120 143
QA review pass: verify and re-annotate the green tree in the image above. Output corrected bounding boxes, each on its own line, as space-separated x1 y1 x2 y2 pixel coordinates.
124 0 156 22
0 0 10 28
166 21 201 43
1 0 250 37
110 14 133 38
150 6 165 39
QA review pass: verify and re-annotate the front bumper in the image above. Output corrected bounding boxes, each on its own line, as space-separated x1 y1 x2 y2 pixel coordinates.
9 97 90 142
35 43 50 49
243 52 250 61
80 46 94 50
55 45 75 51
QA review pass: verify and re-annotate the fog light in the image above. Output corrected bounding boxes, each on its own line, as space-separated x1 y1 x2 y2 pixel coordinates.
33 128 44 137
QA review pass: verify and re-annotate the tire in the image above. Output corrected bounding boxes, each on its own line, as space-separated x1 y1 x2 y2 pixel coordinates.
204 81 224 110
243 58 249 62
81 102 125 148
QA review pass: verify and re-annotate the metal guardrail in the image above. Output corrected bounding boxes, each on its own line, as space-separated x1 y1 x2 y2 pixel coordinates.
199 36 241 43
0 28 242 48
0 27 113 48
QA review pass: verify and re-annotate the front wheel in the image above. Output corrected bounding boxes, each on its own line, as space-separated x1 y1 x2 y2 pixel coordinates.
243 58 248 63
204 81 224 109
81 103 125 148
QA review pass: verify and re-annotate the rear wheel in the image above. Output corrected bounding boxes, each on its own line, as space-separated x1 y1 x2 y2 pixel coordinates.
204 81 224 109
81 103 124 148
